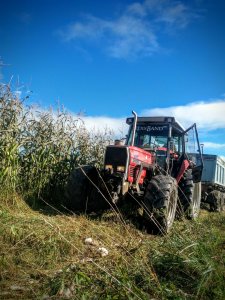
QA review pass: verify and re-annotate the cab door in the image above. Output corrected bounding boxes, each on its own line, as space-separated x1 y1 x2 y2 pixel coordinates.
183 123 203 182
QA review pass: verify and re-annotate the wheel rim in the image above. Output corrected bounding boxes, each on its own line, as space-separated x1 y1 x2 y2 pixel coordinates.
191 182 201 218
166 189 177 229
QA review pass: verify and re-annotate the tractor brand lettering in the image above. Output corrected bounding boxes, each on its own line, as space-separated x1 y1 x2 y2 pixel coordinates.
136 125 168 132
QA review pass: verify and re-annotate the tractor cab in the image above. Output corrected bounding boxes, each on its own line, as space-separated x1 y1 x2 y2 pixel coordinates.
126 114 203 181
126 116 183 150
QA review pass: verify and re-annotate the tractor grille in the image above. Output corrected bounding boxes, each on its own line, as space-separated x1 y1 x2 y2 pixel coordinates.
104 146 128 168
129 165 135 177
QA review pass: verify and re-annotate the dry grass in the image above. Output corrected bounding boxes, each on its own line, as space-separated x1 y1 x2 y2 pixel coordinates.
0 193 225 299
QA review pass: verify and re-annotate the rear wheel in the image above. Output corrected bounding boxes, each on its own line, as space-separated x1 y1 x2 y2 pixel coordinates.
178 169 201 219
64 166 108 213
189 182 201 218
143 175 178 234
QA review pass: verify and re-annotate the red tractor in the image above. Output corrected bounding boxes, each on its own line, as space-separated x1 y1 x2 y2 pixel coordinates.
65 112 203 233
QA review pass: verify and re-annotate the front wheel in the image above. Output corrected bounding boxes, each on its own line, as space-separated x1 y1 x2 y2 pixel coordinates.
64 166 108 213
143 175 178 234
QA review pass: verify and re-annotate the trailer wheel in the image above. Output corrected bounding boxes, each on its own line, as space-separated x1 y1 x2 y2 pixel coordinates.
64 166 107 213
178 169 201 219
207 190 224 212
143 175 178 234
222 193 225 211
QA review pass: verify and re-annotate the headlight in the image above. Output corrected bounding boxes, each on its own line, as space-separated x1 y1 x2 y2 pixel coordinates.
105 164 113 170
117 166 125 172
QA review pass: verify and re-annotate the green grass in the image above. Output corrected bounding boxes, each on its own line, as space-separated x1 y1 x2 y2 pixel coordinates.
0 194 224 300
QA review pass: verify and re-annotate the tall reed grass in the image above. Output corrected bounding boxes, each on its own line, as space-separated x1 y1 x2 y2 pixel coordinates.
0 83 112 207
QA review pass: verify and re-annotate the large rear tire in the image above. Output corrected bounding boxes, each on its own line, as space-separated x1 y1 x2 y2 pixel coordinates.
64 166 108 213
189 182 201 219
178 169 201 219
143 175 178 234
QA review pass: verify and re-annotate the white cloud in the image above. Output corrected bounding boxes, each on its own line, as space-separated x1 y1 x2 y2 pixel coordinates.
202 142 225 149
76 97 225 155
57 0 198 59
142 100 225 131
58 14 158 59
202 142 225 157
75 98 225 137
140 0 195 28
78 116 128 137
60 16 107 41
127 2 147 17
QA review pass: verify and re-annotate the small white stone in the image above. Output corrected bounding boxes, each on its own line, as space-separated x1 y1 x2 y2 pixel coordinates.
84 237 98 246
84 237 93 245
97 247 109 257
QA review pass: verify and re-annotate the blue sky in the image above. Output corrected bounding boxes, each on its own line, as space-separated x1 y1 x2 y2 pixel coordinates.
0 0 225 156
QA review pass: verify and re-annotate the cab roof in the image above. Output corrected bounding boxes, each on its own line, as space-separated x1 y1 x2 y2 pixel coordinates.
126 116 185 133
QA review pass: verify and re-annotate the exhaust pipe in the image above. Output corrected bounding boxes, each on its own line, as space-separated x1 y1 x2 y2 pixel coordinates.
131 110 137 146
